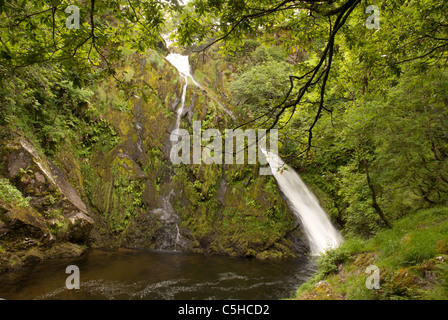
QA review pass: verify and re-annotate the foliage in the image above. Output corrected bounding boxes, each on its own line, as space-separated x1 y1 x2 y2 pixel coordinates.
317 247 350 275
175 0 448 147
369 207 448 268
425 255 448 299
0 0 447 273
0 178 31 208
231 60 293 118
296 65 448 236
296 207 448 300
81 118 120 156
0 0 181 82
0 60 125 160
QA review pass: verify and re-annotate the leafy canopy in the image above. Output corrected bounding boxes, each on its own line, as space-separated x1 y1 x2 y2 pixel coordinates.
174 0 448 153
0 0 181 80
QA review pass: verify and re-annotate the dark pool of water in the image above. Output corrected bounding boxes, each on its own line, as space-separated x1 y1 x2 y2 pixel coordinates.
0 249 316 300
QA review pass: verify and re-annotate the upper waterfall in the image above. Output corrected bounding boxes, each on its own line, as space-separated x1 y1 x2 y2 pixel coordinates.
166 53 236 121
166 53 201 88
262 149 343 255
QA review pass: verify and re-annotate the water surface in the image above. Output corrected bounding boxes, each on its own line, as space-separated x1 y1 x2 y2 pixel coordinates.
0 249 316 300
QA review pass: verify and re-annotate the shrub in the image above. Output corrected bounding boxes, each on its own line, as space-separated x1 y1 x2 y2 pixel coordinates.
317 247 350 275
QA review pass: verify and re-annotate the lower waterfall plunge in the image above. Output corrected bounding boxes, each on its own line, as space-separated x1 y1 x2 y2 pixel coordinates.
262 149 343 256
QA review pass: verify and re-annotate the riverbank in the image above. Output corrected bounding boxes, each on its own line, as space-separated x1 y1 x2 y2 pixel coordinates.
293 206 448 300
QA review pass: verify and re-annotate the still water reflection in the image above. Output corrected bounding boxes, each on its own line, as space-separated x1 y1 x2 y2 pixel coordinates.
0 249 316 300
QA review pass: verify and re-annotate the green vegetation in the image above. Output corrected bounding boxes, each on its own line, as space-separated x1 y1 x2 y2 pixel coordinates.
0 178 30 208
171 162 299 258
231 59 293 118
178 0 448 299
0 0 447 300
294 207 448 300
0 0 176 81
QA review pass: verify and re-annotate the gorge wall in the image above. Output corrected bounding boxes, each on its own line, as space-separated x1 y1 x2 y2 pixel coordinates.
0 45 309 272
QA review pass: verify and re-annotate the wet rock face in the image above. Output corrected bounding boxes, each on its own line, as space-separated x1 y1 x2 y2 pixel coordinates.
84 50 182 249
82 49 307 260
0 49 308 263
7 148 33 180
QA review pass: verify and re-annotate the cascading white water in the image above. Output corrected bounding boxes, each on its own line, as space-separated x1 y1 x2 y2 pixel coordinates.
165 52 341 255
165 52 342 255
166 53 201 90
161 53 202 251
166 53 193 132
166 53 236 121
262 149 343 256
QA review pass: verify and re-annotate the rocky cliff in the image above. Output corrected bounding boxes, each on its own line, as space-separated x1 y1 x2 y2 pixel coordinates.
0 137 93 271
0 45 308 272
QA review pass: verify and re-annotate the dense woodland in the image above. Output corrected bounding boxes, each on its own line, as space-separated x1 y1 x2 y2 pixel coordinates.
0 0 447 300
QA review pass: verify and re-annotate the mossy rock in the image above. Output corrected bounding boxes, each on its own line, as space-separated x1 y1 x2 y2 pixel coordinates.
256 247 293 260
5 203 49 234
21 248 44 264
0 243 87 272
44 242 87 259
380 267 425 298
351 253 376 270
0 252 22 272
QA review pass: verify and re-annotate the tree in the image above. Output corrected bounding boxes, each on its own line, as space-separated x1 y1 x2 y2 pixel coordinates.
0 0 181 82
175 0 448 154
231 60 293 118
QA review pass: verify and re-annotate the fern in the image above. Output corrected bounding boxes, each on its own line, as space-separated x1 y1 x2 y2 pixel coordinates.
0 178 31 208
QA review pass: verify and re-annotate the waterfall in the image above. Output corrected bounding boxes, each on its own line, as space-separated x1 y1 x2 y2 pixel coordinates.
166 53 236 121
159 53 206 251
164 51 342 256
262 150 343 256
166 53 193 132
163 52 237 251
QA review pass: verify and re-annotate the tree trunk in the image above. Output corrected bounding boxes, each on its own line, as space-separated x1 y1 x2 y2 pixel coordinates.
361 149 393 228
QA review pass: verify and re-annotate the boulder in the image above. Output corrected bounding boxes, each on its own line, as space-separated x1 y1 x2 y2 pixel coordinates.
2 138 94 243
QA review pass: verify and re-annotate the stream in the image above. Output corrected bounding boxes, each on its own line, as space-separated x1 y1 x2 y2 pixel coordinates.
0 249 316 300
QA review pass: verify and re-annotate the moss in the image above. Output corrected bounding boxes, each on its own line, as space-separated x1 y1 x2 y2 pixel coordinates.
351 253 376 270
0 252 22 272
0 175 31 202
170 158 298 258
380 267 423 299
436 239 448 254
86 150 147 245
256 243 295 260
0 242 87 272
44 242 87 259
297 280 345 300
122 65 135 83
19 44 300 259
4 202 49 233
53 147 85 194
146 50 165 71
21 248 44 264
47 208 71 238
